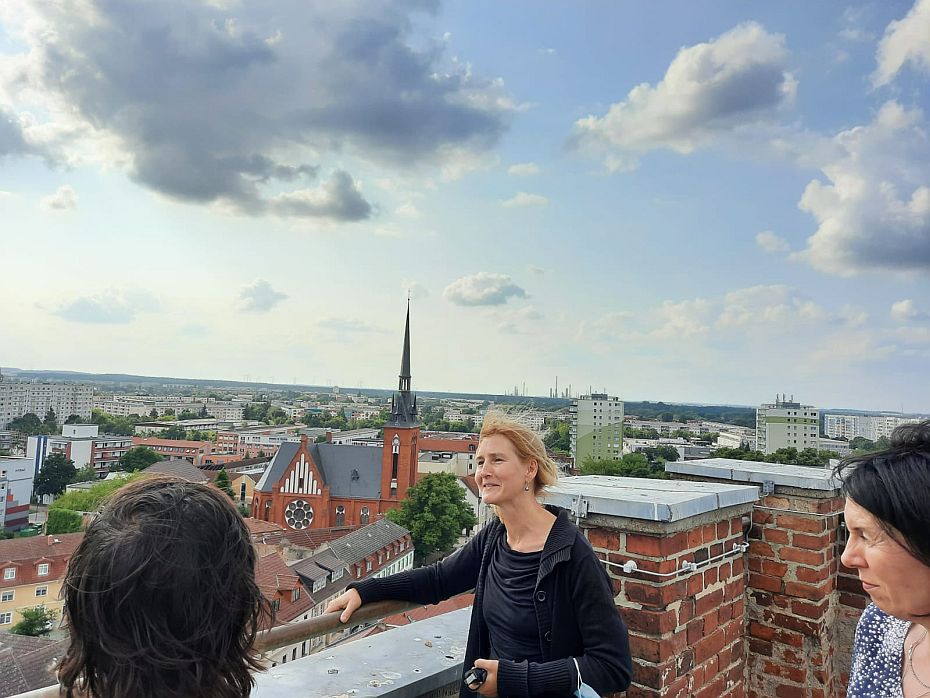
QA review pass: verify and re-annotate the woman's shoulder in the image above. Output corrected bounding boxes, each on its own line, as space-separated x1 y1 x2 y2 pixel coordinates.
855 602 910 643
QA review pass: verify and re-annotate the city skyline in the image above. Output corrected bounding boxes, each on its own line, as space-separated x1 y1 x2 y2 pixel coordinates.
2 1 929 412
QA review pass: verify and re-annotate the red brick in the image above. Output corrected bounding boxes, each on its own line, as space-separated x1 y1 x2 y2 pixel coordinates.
688 526 705 550
749 540 775 558
763 660 807 684
687 572 704 596
731 517 745 535
704 566 719 586
785 580 829 601
623 607 678 634
793 532 830 550
761 560 789 577
749 621 774 641
791 598 829 620
702 523 718 544
775 684 805 698
749 637 773 656
625 580 688 608
688 618 705 644
776 514 825 534
766 611 821 636
695 628 727 664
703 608 720 634
717 521 730 539
587 527 622 550
719 601 734 624
796 565 831 584
626 531 689 557
762 527 790 544
732 556 745 576
696 589 724 616
778 547 826 566
749 573 783 593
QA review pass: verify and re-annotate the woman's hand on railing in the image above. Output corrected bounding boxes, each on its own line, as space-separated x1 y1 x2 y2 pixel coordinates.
325 588 362 623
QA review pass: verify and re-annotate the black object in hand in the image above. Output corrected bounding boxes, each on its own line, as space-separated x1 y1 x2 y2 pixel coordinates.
464 667 488 688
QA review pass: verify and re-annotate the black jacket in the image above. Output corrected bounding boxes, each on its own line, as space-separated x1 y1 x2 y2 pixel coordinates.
350 507 632 697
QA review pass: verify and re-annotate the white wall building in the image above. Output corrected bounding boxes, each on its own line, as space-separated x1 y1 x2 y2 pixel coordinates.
0 380 93 429
756 396 819 454
0 456 35 530
823 413 922 441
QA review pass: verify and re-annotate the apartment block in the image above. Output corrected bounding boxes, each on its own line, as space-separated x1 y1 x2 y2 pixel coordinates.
0 457 34 531
27 425 133 478
756 396 819 454
0 381 93 429
0 534 83 628
570 393 624 464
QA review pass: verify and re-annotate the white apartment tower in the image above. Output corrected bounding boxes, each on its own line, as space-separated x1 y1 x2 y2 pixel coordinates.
756 395 819 454
0 374 93 429
570 393 624 465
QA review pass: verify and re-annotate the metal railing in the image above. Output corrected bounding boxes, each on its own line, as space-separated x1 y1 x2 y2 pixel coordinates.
11 599 426 698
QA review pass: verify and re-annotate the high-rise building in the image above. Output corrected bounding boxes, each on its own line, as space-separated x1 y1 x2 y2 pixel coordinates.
0 375 93 429
570 393 624 465
756 395 819 454
823 413 922 441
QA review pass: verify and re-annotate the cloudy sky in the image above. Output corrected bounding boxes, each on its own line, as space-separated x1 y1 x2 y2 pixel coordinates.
1 0 929 411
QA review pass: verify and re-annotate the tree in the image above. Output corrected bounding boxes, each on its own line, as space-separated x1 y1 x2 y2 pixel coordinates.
8 413 44 435
215 468 235 500
34 453 76 498
64 414 82 425
9 606 57 637
51 476 136 514
114 446 161 472
580 453 669 479
46 508 83 534
43 408 58 434
71 465 98 483
150 408 160 418
543 423 571 454
386 472 477 562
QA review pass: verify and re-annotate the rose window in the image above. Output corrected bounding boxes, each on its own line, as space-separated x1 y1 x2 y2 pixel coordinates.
285 499 313 530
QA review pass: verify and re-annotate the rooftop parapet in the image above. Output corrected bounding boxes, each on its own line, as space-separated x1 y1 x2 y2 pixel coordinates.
666 457 841 492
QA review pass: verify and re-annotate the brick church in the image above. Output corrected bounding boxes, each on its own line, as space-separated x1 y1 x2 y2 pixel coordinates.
252 305 420 530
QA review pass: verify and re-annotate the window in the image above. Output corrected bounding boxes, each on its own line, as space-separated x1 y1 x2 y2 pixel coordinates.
36 586 48 597
1 590 12 602
0 612 11 624
366 560 372 572
335 505 345 527
293 587 301 601
271 599 280 612
3 568 14 581
37 563 49 576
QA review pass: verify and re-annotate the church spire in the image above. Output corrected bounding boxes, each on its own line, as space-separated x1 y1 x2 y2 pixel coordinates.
387 301 418 427
399 299 411 392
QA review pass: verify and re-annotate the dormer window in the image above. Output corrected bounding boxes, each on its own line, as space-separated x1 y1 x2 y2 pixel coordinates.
37 563 49 576
3 568 14 581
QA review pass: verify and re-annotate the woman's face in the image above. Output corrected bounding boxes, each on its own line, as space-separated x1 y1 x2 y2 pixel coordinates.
841 497 930 621
475 434 535 506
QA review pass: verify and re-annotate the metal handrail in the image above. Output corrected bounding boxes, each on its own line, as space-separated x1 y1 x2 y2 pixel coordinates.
10 598 430 698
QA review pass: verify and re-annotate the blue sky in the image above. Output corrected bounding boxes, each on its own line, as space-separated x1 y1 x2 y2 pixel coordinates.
1 0 929 411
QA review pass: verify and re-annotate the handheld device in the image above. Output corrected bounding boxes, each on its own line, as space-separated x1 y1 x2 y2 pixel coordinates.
463 667 488 688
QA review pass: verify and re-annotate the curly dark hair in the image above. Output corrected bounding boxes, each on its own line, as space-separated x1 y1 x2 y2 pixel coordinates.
834 419 930 568
59 475 270 698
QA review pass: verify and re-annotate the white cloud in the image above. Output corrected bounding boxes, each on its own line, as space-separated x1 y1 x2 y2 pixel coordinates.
402 279 429 300
571 22 795 170
794 101 930 275
497 305 543 334
717 285 825 328
53 288 159 324
838 305 869 329
873 0 930 87
268 171 371 221
443 272 527 306
237 279 287 313
891 299 929 322
501 192 548 208
40 184 77 211
507 162 540 176
394 201 422 219
755 230 790 253
652 299 711 339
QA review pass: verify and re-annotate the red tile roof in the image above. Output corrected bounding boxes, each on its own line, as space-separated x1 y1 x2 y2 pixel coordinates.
255 552 315 625
0 534 83 588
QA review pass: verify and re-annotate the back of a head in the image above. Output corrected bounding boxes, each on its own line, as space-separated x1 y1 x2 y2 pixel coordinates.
834 419 930 567
60 476 267 698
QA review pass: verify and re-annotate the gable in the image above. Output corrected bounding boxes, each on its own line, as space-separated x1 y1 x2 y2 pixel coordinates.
279 451 323 496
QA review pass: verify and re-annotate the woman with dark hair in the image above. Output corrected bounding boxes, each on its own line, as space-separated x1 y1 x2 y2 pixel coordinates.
59 475 270 698
837 420 930 698
327 413 632 698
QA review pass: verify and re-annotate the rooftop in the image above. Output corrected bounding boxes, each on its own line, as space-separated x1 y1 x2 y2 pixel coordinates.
666 457 841 490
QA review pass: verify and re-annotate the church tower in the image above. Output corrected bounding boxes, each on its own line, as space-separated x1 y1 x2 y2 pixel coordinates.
381 302 420 502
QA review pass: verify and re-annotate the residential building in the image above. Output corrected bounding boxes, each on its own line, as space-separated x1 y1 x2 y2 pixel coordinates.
0 457 34 531
0 431 15 454
133 418 219 435
0 379 93 429
27 426 133 478
216 425 301 459
0 533 83 628
327 428 380 445
819 437 851 456
823 413 922 441
756 395 819 454
230 467 266 505
252 306 421 531
131 436 215 465
418 433 479 477
141 459 211 484
256 551 315 667
570 393 624 464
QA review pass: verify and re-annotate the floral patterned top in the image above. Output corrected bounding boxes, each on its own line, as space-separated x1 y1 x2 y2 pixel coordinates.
847 603 911 698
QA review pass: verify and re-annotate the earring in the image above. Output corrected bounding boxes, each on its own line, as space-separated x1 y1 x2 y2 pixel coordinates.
524 480 530 492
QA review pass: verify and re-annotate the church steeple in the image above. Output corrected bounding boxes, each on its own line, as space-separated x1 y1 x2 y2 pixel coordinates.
387 301 418 427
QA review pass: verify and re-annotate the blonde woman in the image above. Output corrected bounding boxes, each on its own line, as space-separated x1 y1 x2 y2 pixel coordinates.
327 413 632 697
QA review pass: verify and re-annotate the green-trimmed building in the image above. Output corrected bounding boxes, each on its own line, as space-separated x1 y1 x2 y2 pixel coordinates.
756 395 819 454
570 393 624 466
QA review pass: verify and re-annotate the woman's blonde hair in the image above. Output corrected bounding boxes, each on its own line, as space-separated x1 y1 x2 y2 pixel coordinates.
479 411 559 495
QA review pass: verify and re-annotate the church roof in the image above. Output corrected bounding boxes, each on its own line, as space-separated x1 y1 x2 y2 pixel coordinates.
308 443 382 499
254 441 301 493
253 440 383 499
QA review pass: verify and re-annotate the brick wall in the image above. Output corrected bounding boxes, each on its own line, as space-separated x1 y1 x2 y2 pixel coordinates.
583 505 752 698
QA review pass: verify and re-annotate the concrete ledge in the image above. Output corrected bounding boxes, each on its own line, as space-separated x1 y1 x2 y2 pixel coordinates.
543 475 758 522
253 608 470 698
665 458 841 491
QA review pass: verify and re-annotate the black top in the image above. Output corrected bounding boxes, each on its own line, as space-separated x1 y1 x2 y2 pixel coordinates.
483 535 543 663
350 507 632 698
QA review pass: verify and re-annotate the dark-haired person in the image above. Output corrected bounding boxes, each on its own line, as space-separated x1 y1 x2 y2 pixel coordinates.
59 476 270 698
837 420 930 698
327 413 632 698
